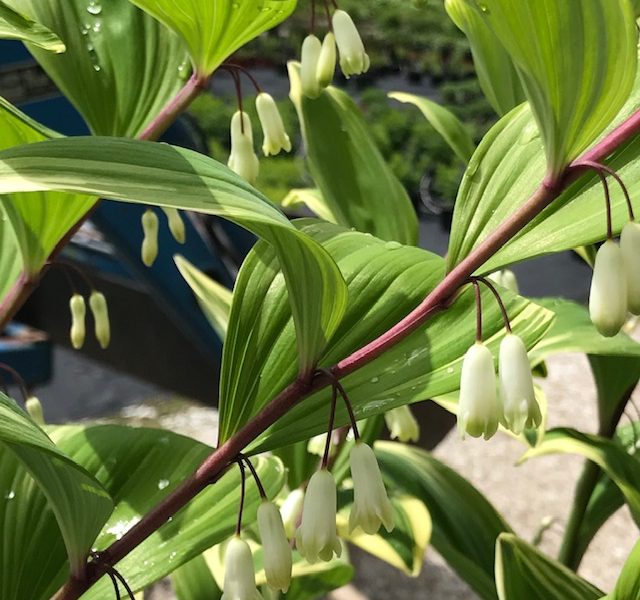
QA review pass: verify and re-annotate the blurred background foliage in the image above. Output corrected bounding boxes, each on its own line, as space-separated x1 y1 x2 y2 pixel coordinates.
188 0 497 211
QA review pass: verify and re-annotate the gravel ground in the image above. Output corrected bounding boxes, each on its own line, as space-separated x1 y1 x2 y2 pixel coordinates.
91 350 637 599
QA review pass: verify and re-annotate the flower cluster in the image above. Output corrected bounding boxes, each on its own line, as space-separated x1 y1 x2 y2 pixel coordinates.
300 9 369 99
589 223 640 337
68 289 111 350
222 443 394 596
226 92 291 184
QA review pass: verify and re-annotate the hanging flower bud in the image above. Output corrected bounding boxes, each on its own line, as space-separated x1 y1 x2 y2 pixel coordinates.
161 207 185 244
221 536 263 600
457 342 501 440
488 269 519 294
255 92 291 156
69 293 86 350
257 501 292 592
317 32 337 88
280 488 304 538
141 208 159 267
300 34 322 98
89 291 110 350
348 442 394 535
498 334 541 435
25 396 44 426
332 9 370 78
295 469 342 563
589 240 627 337
621 222 640 315
384 405 420 443
228 111 260 184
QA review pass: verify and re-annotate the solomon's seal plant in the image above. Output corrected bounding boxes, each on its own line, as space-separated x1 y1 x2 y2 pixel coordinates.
2 1 640 599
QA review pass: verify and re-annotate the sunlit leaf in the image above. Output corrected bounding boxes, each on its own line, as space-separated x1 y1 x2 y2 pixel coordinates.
0 136 348 374
0 0 64 51
389 92 475 163
128 0 296 76
289 64 418 245
606 538 640 600
495 533 602 600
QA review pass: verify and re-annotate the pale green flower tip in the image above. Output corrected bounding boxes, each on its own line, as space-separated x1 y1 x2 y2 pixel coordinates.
332 9 370 78
257 500 292 593
161 207 186 244
141 209 159 267
89 290 110 349
69 293 86 350
589 239 627 337
26 396 44 426
621 221 640 315
221 536 263 600
300 34 322 98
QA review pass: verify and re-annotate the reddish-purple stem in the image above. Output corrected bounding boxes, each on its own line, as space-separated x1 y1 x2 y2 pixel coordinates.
48 108 640 600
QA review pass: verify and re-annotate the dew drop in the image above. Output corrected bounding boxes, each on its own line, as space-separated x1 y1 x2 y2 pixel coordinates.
87 1 102 15
446 366 455 374
370 376 380 384
92 63 101 72
5 490 15 500
169 551 177 560
384 241 402 250
158 479 170 490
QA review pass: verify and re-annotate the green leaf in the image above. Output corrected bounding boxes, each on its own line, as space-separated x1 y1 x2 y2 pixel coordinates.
0 394 112 584
128 0 296 76
281 188 338 224
478 0 637 176
0 136 348 374
607 538 640 600
495 533 602 600
522 428 640 526
0 99 95 278
0 203 22 301
289 64 418 246
49 424 285 597
446 62 640 273
5 0 189 137
338 494 431 577
444 0 524 116
0 0 64 51
175 255 232 340
173 555 222 600
218 220 553 448
376 441 511 600
528 298 640 367
388 92 475 163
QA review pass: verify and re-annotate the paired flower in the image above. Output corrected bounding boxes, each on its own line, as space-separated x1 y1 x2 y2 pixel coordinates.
589 239 628 337
458 335 541 439
348 442 395 535
257 501 292 592
141 208 159 267
384 405 420 443
228 111 260 184
295 469 342 563
332 10 370 78
256 92 291 156
69 293 86 350
89 291 110 350
221 536 263 600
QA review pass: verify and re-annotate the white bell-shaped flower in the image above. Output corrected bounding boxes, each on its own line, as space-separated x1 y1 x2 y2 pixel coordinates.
498 334 541 435
69 293 86 350
348 442 394 535
317 32 337 88
257 501 292 592
332 9 370 78
25 396 44 426
300 34 322 98
457 342 501 440
295 469 342 563
488 269 519 294
221 536 263 600
384 405 420 443
89 291 110 350
280 488 304 539
621 222 640 315
256 92 291 156
227 111 260 184
589 240 627 337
